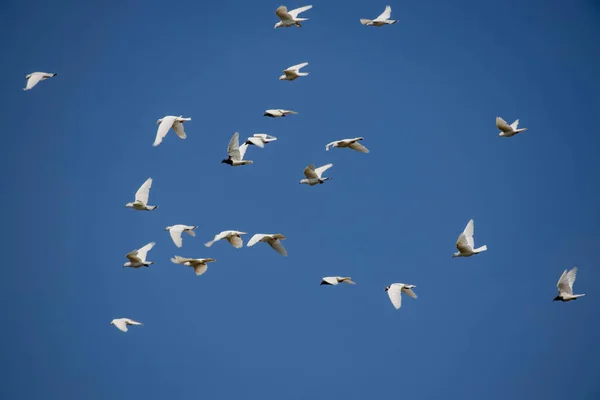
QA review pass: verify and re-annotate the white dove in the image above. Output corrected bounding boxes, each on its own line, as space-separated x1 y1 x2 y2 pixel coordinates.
110 318 142 333
245 134 277 148
222 132 253 166
165 225 198 248
554 267 585 302
247 233 288 256
320 276 356 286
360 5 397 26
452 219 487 258
279 62 309 81
23 72 57 91
170 256 216 276
153 115 191 147
274 5 313 28
385 283 417 309
264 109 298 118
125 178 158 211
325 137 369 153
496 116 527 137
300 163 333 185
205 230 247 248
124 242 156 268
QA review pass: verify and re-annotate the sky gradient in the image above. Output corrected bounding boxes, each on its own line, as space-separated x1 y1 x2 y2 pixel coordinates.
1 0 599 399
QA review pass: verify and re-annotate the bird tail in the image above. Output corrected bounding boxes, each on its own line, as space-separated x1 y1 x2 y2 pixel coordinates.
171 256 185 263
149 205 158 210
574 294 586 299
295 18 309 22
360 19 372 25
474 245 488 253
187 229 196 237
205 240 214 248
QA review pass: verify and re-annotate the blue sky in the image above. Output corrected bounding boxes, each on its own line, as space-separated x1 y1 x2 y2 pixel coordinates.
1 0 599 398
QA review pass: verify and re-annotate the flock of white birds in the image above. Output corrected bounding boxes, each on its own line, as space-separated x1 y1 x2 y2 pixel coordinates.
23 5 585 333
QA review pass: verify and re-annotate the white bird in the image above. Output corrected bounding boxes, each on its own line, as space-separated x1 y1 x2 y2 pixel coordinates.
165 225 198 248
384 283 417 309
222 132 253 166
247 233 288 256
124 242 156 268
496 116 527 137
554 267 585 302
110 318 142 333
170 256 216 276
300 163 333 185
279 62 309 81
205 230 247 248
23 72 57 91
274 5 313 28
360 5 397 26
320 276 355 286
153 115 191 147
245 134 277 148
125 178 158 211
264 109 298 118
325 137 369 153
452 219 487 258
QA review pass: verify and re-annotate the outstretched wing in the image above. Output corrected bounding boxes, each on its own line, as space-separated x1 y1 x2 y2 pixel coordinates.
510 119 520 130
227 132 241 160
314 163 333 178
169 228 184 248
172 121 187 139
557 269 571 294
349 141 369 153
286 62 308 72
238 143 249 160
456 233 471 252
375 5 392 21
136 242 155 262
153 118 173 147
227 234 244 248
387 284 402 309
268 238 288 256
246 136 264 148
288 5 313 19
402 287 418 299
135 178 153 204
462 219 475 248
24 73 44 90
325 141 338 151
247 234 268 247
303 164 318 179
496 116 513 133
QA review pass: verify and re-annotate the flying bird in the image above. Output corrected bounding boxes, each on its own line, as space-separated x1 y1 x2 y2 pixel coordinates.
170 256 216 276
247 233 288 256
320 276 355 286
110 318 142 333
360 5 397 27
222 132 253 166
385 283 417 309
23 72 57 91
264 109 298 118
279 62 309 81
165 225 198 248
125 178 158 211
153 115 191 147
205 230 247 248
452 219 487 258
496 116 527 137
274 5 313 28
124 242 156 268
325 137 369 153
245 134 277 148
300 163 333 185
554 267 585 302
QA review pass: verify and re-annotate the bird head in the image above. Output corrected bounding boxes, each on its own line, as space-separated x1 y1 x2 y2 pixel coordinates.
263 112 270 117
384 286 390 292
452 254 457 258
553 296 561 302
274 22 282 29
165 226 171 231
125 203 133 208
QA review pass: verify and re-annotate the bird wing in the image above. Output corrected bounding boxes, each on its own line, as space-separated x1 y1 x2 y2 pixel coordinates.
126 250 141 263
194 264 208 276
402 287 418 299
227 132 242 160
325 141 339 151
375 5 392 21
462 219 475 248
282 110 298 115
238 143 249 160
135 178 153 204
136 242 155 261
496 116 513 133
153 117 173 147
321 277 338 285
349 141 369 153
314 163 333 178
275 5 292 21
387 284 402 309
286 62 308 72
124 318 142 326
268 238 288 256
227 234 244 248
246 136 264 148
169 228 184 248
171 121 187 139
557 269 571 294
566 267 578 291
171 255 191 264
247 234 268 247
25 73 44 90
455 233 471 252
288 5 313 18
303 164 318 179
510 119 520 130
113 319 128 332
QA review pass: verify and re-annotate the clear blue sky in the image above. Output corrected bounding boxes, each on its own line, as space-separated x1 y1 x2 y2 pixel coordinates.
1 0 599 398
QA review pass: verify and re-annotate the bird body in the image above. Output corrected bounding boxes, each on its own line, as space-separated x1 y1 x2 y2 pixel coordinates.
453 219 487 258
279 62 309 81
496 116 527 137
247 233 288 256
153 115 191 147
111 318 142 332
264 109 298 118
385 283 417 309
165 225 198 248
24 72 57 90
124 242 156 268
360 6 397 26
125 177 157 211
320 276 355 285
325 137 369 153
300 163 333 185
171 256 216 276
205 230 247 248
554 267 585 302
222 132 253 166
274 5 313 28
